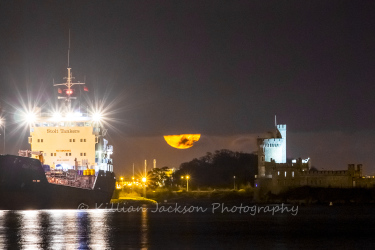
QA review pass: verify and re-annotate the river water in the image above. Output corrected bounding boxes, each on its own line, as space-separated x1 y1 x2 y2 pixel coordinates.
0 204 375 249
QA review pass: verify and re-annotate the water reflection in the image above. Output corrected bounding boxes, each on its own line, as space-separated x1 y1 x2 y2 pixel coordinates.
0 211 5 247
0 210 110 249
19 211 42 249
88 210 110 249
141 205 149 249
1 206 374 249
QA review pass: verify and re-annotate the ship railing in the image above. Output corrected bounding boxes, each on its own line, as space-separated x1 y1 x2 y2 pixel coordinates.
46 175 94 190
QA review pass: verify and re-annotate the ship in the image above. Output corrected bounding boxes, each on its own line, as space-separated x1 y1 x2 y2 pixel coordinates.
0 66 116 210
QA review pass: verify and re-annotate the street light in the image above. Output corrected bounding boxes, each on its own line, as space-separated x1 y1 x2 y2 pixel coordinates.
233 176 236 190
181 175 190 191
142 177 147 198
120 177 123 187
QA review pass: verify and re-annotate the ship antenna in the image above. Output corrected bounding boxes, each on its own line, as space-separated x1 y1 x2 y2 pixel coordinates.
53 30 86 111
68 29 70 67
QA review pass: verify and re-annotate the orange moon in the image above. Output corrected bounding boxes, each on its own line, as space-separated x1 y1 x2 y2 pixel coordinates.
164 134 201 149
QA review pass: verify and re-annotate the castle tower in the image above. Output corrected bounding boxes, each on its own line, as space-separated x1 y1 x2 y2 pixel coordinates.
257 124 287 177
277 124 286 163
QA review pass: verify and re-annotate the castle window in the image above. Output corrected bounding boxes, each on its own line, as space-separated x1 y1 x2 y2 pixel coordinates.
38 139 40 142
70 139 72 142
80 139 83 142
66 153 68 156
84 153 86 156
80 153 83 156
54 153 56 156
284 171 287 177
84 139 86 142
41 139 43 142
51 153 53 156
73 139 75 142
69 153 71 156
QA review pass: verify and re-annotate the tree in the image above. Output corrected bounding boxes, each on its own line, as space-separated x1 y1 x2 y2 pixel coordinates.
174 149 258 189
147 167 172 189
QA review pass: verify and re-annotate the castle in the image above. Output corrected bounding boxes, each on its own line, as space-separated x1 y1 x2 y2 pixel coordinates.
257 124 287 177
255 122 375 198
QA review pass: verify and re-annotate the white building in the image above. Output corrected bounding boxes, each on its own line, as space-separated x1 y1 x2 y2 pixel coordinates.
257 124 286 177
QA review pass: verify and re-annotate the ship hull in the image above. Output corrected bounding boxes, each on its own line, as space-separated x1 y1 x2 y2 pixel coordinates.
0 155 115 210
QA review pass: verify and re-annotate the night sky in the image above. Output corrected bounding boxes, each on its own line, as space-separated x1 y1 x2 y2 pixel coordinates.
1 1 375 176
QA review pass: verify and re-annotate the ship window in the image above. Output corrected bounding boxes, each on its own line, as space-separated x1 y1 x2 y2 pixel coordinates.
284 171 287 177
292 171 294 178
278 171 280 176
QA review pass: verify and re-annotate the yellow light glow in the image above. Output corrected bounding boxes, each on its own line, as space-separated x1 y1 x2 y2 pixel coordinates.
164 134 201 149
142 177 147 183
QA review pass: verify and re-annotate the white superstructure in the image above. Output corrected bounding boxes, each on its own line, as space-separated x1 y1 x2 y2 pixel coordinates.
23 67 113 173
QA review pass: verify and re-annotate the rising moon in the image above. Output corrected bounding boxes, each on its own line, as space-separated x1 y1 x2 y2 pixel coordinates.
164 134 201 149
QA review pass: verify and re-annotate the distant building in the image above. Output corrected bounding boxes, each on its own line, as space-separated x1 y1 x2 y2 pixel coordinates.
255 123 375 199
257 124 287 177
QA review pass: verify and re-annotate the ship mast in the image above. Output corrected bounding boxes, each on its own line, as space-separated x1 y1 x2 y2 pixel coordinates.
53 30 85 112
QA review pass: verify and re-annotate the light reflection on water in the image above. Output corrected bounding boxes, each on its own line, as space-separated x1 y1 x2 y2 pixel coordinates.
0 211 5 247
141 205 148 249
0 206 375 249
0 210 110 249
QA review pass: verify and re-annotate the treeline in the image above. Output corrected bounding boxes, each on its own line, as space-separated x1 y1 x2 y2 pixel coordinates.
173 149 257 189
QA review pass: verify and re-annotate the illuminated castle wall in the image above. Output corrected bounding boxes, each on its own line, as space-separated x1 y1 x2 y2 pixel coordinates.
257 124 286 177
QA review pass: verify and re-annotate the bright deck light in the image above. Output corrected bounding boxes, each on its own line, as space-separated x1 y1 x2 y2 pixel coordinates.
92 112 103 122
52 112 62 121
24 112 37 124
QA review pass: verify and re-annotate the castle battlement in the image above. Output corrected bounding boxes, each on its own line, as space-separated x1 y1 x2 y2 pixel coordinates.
277 124 286 130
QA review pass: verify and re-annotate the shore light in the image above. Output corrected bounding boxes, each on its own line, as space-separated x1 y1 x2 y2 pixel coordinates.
181 175 190 191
